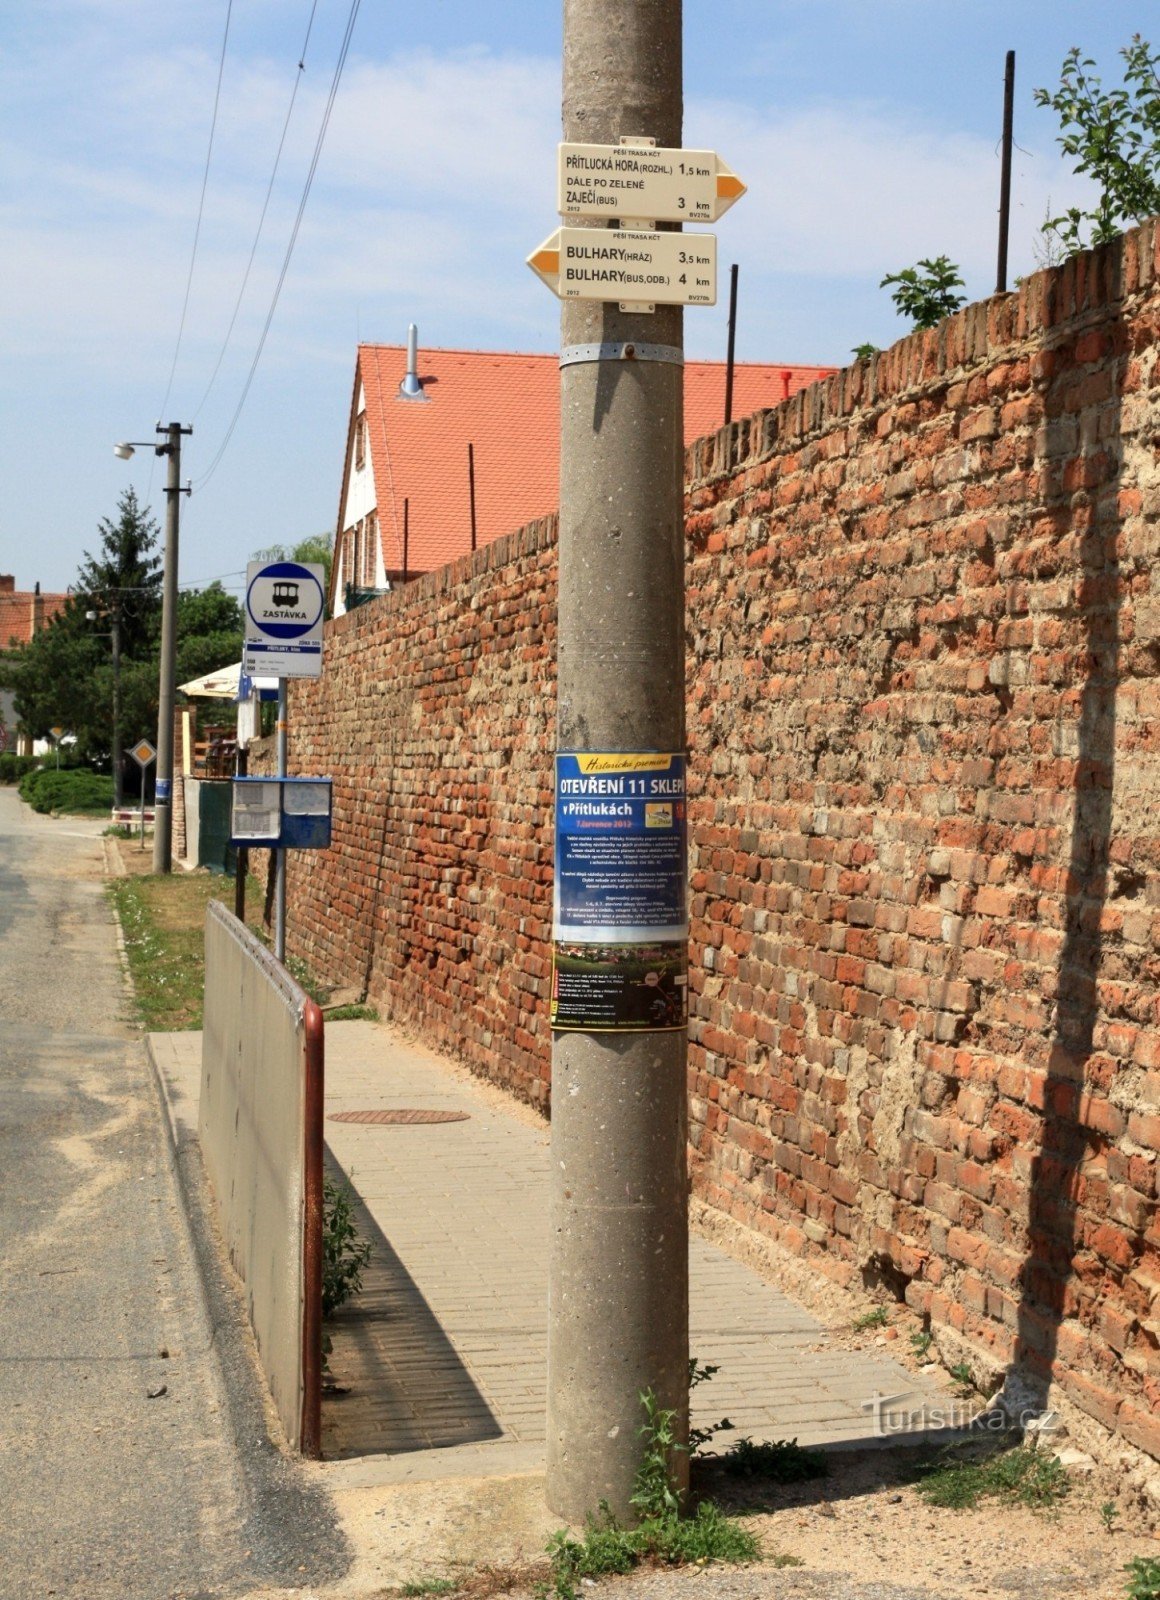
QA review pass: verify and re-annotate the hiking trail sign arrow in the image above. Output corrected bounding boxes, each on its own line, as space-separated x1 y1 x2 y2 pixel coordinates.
557 142 746 223
527 228 717 307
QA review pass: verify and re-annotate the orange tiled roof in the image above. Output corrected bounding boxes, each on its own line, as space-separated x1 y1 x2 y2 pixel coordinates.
0 585 67 649
349 344 834 583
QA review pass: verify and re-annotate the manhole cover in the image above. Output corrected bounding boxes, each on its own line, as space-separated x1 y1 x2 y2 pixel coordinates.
328 1109 470 1126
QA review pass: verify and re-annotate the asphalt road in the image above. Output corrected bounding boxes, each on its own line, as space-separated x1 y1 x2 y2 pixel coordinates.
0 787 346 1599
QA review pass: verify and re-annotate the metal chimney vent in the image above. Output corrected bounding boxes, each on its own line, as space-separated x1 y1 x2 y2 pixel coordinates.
398 323 429 401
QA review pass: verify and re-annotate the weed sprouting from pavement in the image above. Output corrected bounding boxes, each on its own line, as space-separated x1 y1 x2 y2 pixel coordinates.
322 1175 372 1319
545 1389 760 1600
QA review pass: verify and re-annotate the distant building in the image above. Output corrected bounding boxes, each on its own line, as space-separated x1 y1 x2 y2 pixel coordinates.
0 574 68 755
330 333 835 616
0 574 66 649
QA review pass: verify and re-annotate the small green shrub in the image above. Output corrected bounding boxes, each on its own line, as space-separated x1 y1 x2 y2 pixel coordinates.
0 753 38 784
718 1435 829 1483
853 1307 890 1330
19 767 113 815
1126 1555 1160 1600
1034 37 1160 253
881 256 967 329
910 1329 934 1358
322 1175 372 1318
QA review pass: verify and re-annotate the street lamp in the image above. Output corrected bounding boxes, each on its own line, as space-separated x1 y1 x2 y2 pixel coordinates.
85 604 122 810
114 422 191 872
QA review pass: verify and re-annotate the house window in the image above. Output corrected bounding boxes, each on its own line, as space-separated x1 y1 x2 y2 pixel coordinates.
354 413 366 471
363 512 377 585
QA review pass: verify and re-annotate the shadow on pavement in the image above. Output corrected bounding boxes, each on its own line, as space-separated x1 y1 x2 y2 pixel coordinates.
322 1146 503 1459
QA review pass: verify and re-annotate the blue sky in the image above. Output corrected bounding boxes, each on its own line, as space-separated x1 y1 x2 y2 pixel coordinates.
0 1 1151 595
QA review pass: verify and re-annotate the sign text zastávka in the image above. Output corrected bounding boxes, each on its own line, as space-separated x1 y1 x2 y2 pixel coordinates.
551 752 688 1032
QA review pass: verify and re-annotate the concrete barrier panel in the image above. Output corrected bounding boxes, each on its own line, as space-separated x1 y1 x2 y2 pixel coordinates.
200 900 322 1454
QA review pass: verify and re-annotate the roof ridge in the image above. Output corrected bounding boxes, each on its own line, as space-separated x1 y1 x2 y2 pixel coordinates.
358 342 832 373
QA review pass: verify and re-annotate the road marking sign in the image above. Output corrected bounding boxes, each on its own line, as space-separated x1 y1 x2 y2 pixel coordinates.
243 561 326 679
527 227 717 307
558 142 745 223
130 739 156 767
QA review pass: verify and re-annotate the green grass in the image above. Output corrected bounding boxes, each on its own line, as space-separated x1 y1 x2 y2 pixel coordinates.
548 1500 760 1600
400 1580 457 1596
910 1444 1068 1512
852 1308 890 1330
108 870 365 1032
107 872 267 1030
286 955 332 1006
325 1003 379 1022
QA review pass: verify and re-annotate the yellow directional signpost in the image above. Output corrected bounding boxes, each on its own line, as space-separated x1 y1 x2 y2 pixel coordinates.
528 137 743 314
557 141 745 222
527 227 717 307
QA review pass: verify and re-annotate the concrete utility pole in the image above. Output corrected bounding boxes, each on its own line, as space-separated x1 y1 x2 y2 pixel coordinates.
548 0 689 1523
153 422 191 873
110 604 123 811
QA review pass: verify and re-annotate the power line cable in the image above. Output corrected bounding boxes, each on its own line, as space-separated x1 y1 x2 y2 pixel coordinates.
194 0 363 491
179 570 247 589
191 0 321 421
158 0 235 420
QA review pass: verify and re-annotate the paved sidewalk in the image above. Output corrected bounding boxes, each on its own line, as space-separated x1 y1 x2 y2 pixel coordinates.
149 1020 948 1487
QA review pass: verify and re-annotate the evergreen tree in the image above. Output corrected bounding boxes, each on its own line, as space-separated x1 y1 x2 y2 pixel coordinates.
0 492 243 768
75 486 163 662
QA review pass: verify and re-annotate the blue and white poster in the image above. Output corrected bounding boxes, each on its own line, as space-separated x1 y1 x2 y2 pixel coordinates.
551 752 688 1033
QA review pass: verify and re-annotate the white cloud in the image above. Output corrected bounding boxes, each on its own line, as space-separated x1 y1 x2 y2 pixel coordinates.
1 41 1105 378
688 94 1094 288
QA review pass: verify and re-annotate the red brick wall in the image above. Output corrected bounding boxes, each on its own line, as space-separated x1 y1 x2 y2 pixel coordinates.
684 221 1160 1450
278 517 558 1111
271 220 1160 1455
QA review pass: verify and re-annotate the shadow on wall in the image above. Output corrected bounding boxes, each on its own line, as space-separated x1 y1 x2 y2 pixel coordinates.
1013 258 1143 1437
